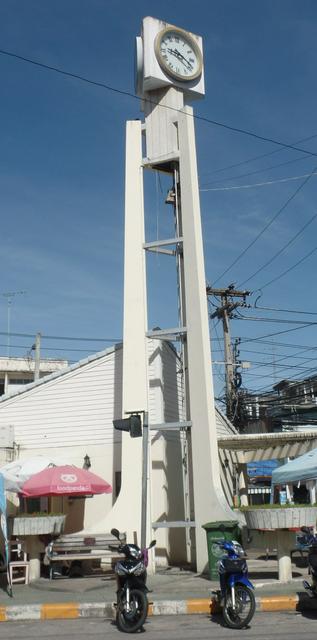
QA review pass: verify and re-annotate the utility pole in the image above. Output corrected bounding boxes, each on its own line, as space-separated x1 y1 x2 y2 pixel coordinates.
33 332 41 381
207 285 251 424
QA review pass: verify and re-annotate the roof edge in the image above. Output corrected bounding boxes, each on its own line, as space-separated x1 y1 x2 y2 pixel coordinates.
0 342 123 404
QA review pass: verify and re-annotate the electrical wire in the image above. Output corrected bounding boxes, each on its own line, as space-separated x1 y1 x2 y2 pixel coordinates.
237 212 317 287
234 314 317 326
241 348 317 361
199 152 315 188
249 343 317 367
3 46 317 306
253 304 317 316
212 166 316 285
2 47 317 158
244 351 317 372
0 330 120 342
257 244 317 290
199 133 317 179
234 342 317 386
244 390 317 406
200 170 317 191
249 356 316 372
248 365 317 394
3 49 317 398
0 343 99 353
239 323 314 344
229 337 317 350
235 341 317 390
247 363 317 389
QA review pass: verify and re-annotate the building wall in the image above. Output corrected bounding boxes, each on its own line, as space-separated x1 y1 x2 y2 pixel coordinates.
0 342 189 560
0 347 124 533
0 341 237 564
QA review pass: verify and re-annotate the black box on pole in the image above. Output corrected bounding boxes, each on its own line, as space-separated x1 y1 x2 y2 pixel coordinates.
113 415 142 438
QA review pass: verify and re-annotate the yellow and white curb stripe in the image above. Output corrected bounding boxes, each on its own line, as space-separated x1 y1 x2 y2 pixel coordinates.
257 595 298 612
0 595 312 621
0 602 113 622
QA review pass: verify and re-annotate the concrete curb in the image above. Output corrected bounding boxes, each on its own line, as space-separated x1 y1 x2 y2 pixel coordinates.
0 594 313 621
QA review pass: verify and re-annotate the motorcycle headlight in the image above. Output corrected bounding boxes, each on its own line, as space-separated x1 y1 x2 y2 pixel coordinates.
232 542 245 557
128 547 142 560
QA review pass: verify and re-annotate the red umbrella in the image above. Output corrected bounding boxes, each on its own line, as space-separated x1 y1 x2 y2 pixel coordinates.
20 465 112 497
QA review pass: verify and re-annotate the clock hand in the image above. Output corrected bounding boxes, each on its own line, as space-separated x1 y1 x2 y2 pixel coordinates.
173 48 193 70
166 48 193 70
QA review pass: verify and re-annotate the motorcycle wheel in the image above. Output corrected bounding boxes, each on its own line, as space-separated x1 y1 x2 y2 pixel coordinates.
116 588 148 633
222 584 255 629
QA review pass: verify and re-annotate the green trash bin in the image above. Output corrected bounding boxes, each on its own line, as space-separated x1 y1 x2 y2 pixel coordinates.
202 520 240 580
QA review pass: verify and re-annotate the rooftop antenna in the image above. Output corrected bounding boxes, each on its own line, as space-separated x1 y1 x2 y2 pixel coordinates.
1 291 27 356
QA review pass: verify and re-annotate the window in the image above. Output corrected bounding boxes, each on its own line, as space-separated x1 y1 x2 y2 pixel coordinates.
10 378 32 385
20 497 49 514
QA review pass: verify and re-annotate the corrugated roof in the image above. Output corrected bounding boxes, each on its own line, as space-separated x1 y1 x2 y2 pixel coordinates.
218 430 317 451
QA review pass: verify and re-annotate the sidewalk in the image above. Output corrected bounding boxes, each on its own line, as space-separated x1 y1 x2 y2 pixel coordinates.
0 553 316 621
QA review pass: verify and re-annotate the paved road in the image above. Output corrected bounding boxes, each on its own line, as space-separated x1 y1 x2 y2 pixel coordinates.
1 612 317 640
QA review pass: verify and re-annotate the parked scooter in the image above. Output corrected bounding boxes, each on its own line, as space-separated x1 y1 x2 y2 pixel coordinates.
212 537 255 629
301 526 317 597
110 528 156 633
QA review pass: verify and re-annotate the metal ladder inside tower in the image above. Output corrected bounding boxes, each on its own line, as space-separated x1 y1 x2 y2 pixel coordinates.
144 164 195 564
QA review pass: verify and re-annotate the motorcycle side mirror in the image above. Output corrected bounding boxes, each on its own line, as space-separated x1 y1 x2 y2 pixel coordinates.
149 540 156 549
111 528 120 540
218 524 226 533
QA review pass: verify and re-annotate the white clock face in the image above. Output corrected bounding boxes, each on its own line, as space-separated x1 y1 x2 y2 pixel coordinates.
155 28 202 82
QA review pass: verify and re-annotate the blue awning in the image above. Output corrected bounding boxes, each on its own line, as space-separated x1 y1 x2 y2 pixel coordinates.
247 460 278 477
271 447 317 485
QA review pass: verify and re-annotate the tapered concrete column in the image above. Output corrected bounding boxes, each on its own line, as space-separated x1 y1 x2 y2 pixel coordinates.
178 106 236 572
81 121 150 548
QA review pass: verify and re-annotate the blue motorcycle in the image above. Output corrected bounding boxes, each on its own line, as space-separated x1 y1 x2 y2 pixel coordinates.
212 538 255 629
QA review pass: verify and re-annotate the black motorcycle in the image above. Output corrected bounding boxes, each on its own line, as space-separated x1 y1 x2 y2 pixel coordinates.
301 526 317 597
110 528 156 633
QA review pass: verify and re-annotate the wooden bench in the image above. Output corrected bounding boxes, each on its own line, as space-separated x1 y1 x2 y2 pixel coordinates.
44 532 126 580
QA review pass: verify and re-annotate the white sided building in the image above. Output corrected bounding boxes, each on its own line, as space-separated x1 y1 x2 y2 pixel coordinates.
0 341 235 566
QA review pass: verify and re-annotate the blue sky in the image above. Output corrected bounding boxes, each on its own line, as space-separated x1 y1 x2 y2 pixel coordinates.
1 1 317 400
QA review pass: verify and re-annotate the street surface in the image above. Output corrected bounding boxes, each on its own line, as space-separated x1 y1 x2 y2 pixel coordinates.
1 612 317 640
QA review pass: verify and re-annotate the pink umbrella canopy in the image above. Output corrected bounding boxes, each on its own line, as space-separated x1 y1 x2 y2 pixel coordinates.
20 465 112 497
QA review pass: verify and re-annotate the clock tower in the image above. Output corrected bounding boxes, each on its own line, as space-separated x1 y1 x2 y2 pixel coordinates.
102 17 235 573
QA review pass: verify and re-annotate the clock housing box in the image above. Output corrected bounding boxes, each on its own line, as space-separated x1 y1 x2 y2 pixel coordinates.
137 16 205 99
